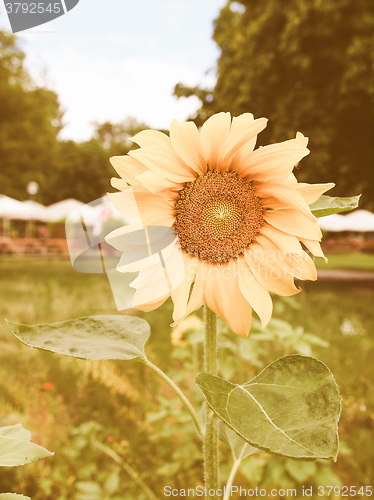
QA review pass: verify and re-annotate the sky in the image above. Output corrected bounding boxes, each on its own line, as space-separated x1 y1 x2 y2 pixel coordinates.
0 0 223 140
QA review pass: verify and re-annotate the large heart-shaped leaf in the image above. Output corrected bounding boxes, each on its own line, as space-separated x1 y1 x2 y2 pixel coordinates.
310 195 360 218
0 424 53 467
6 315 150 361
196 355 341 460
221 425 260 461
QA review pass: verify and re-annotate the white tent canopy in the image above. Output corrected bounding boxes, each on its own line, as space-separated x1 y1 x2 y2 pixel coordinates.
0 195 33 220
343 210 374 232
318 213 349 232
0 196 85 222
318 210 374 232
0 195 129 225
46 199 85 222
23 200 50 221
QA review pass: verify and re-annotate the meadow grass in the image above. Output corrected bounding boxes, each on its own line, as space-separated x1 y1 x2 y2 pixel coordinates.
315 252 374 271
0 256 373 497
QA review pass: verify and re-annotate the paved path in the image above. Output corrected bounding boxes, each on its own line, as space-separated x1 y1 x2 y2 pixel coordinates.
317 269 374 281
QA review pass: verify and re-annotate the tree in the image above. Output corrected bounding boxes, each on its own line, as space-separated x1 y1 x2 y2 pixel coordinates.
43 139 112 204
93 116 148 156
0 30 62 202
175 0 374 207
45 118 153 204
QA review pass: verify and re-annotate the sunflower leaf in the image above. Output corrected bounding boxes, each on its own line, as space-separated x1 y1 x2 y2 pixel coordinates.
6 315 150 361
0 424 53 467
310 194 360 217
220 424 260 461
195 355 341 461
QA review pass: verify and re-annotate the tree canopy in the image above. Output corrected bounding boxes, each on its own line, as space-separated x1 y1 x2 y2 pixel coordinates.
175 0 374 207
0 31 62 201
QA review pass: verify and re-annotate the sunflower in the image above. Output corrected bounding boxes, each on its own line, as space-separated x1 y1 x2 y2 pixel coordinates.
107 112 334 336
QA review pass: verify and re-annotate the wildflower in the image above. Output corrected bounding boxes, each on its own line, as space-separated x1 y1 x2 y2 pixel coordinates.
107 113 333 336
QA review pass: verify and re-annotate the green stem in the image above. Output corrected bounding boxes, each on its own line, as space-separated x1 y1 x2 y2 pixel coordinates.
142 358 203 439
93 440 158 500
203 304 219 497
223 449 246 500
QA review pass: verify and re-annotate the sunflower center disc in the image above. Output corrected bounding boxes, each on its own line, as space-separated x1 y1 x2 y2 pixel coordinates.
174 171 264 263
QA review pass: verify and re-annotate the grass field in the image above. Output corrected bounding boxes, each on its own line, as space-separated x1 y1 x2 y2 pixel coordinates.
315 252 374 271
0 256 373 498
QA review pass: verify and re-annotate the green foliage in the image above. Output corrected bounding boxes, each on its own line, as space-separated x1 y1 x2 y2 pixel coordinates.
0 31 62 202
310 194 361 217
171 302 331 381
43 139 112 205
196 355 341 460
1 259 374 495
6 315 150 361
239 453 343 488
93 117 148 156
315 252 374 271
175 0 374 208
27 421 150 500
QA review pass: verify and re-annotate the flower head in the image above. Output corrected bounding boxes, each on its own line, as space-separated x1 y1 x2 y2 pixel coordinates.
107 113 333 336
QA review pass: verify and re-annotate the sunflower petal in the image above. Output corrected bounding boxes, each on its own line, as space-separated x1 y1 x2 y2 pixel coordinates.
171 256 199 323
170 119 207 175
135 171 179 194
111 177 130 190
130 148 196 184
129 239 183 308
295 182 335 204
200 112 231 171
245 245 301 296
133 295 169 312
237 133 309 181
283 252 318 281
256 183 316 221
108 188 175 227
300 238 327 262
257 224 302 254
264 209 322 240
130 264 171 307
110 155 147 186
237 259 273 329
105 220 143 252
131 129 170 149
204 260 253 337
130 129 197 183
185 273 205 317
220 115 268 166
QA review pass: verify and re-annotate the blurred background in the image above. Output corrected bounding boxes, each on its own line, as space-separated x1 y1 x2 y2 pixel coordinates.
0 0 374 498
